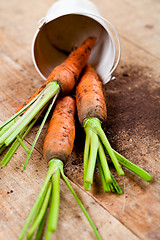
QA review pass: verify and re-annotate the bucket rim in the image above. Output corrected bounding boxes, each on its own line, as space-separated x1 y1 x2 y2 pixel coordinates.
32 12 121 83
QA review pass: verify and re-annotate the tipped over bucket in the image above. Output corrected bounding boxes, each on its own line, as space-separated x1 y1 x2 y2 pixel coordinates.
32 0 120 84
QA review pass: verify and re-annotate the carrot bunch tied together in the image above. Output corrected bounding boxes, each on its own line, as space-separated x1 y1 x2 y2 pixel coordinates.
76 64 152 193
0 37 96 169
19 96 101 240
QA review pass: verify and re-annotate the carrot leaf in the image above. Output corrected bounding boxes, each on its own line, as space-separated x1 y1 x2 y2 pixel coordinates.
0 145 6 155
3 82 60 146
84 117 124 176
1 105 43 167
83 118 121 192
46 168 60 236
97 157 111 192
83 127 92 190
34 208 48 240
0 92 40 132
0 82 60 168
113 150 152 182
27 182 52 238
85 130 99 184
60 166 102 240
16 135 30 154
0 119 15 137
97 153 122 194
19 158 102 240
98 142 112 183
110 174 122 194
18 160 60 240
84 117 152 184
23 92 58 170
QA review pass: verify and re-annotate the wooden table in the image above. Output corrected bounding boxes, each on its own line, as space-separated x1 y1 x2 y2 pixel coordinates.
0 0 160 239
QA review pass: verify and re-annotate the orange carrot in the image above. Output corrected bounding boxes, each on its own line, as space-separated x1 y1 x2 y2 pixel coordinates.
76 64 152 193
19 96 101 240
16 37 96 112
43 96 76 164
0 37 96 167
76 64 107 125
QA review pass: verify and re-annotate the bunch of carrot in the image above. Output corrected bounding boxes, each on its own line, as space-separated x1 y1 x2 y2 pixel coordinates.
0 37 96 169
19 96 101 240
0 37 152 240
76 64 152 194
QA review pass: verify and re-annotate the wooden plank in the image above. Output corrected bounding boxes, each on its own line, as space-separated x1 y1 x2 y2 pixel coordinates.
0 146 139 240
92 0 160 59
0 0 160 240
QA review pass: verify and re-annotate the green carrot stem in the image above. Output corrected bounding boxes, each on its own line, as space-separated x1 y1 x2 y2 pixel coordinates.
1 138 23 167
0 145 6 155
17 135 30 154
84 181 92 191
110 174 122 194
113 150 152 182
97 157 122 194
31 183 48 227
85 131 99 184
19 183 49 240
1 108 42 167
1 82 60 146
104 184 111 192
0 119 15 137
108 182 115 192
3 97 42 145
46 166 60 238
98 142 112 183
60 169 101 240
27 182 52 238
50 170 60 231
0 91 40 132
0 143 4 148
109 182 115 192
34 208 48 240
18 160 59 240
95 121 124 176
97 157 111 192
84 118 124 176
84 127 92 190
23 93 58 170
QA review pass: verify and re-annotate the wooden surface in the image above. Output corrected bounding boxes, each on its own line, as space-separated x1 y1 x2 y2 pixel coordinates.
0 0 160 240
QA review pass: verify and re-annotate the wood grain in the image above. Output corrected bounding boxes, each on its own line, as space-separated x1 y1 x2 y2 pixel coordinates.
0 0 159 240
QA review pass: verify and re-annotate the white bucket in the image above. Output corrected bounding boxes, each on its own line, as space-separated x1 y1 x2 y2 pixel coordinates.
32 0 121 84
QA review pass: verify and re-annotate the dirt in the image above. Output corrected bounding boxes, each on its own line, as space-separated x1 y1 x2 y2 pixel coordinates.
104 64 160 143
64 63 160 240
65 63 160 183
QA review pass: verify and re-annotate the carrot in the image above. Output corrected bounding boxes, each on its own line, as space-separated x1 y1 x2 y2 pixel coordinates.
76 64 152 192
16 37 96 112
43 96 76 163
76 64 107 125
0 37 96 168
19 96 101 240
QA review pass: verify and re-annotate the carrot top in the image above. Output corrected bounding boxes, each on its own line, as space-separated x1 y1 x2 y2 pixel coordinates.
0 37 96 169
19 96 101 240
16 37 96 113
76 65 152 192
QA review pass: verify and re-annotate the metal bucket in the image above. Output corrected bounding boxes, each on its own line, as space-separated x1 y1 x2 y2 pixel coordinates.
32 0 120 84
